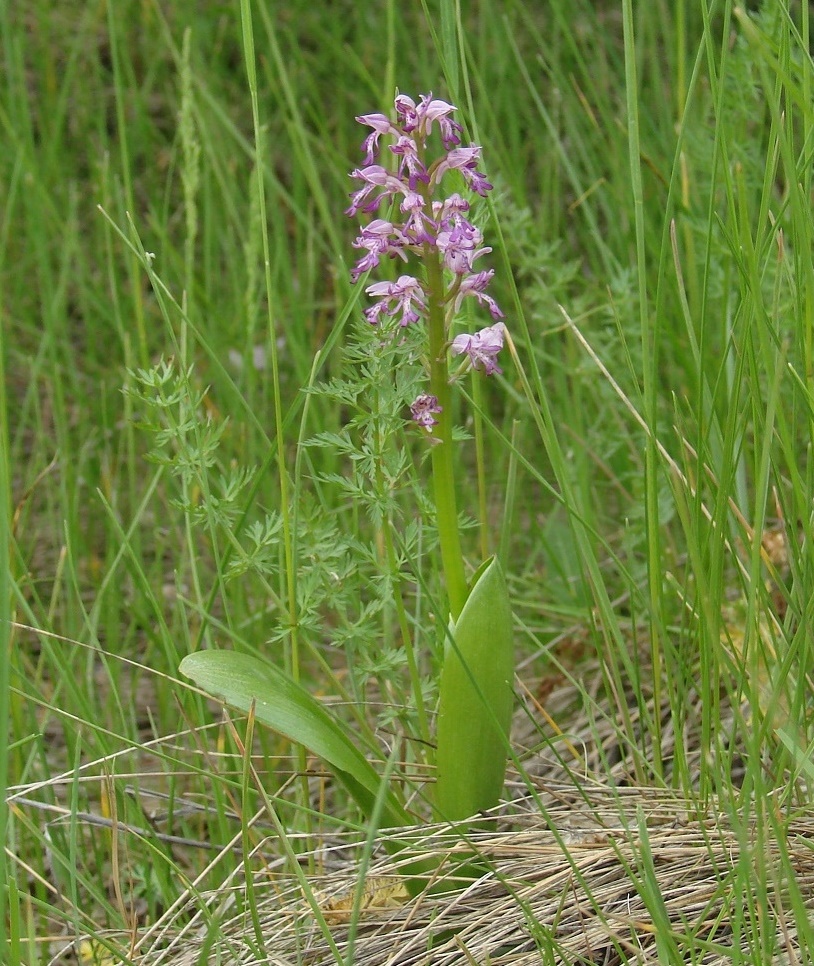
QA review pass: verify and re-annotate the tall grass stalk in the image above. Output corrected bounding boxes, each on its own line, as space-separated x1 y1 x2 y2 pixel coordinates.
1 245 11 966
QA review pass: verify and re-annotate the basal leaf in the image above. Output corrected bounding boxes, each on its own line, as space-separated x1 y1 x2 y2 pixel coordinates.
434 556 514 822
180 650 410 828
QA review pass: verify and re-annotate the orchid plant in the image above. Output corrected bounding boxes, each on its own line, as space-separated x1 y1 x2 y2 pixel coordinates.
181 93 514 858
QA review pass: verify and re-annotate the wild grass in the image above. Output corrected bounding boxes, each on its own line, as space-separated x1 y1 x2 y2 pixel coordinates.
3 0 814 963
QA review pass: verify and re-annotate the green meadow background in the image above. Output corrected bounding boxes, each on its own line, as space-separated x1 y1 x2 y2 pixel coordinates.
3 0 814 961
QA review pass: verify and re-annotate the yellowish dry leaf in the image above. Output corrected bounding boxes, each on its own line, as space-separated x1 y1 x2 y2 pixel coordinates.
318 875 409 924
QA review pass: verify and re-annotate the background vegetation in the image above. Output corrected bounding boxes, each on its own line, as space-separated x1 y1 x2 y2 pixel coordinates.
3 0 813 962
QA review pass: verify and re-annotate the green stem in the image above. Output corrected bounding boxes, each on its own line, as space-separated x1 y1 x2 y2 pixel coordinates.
472 372 489 562
425 247 468 620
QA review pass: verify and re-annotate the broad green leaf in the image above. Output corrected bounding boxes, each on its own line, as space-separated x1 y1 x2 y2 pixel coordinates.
180 651 411 828
434 556 514 822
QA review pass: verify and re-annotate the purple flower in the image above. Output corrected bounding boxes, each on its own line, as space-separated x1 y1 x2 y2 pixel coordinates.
422 101 463 149
450 270 504 320
394 94 462 148
433 146 493 196
356 113 398 163
400 191 431 239
393 94 421 131
364 275 427 327
390 135 428 186
346 165 406 216
350 219 410 283
451 322 506 375
432 193 470 220
435 217 491 275
410 393 442 431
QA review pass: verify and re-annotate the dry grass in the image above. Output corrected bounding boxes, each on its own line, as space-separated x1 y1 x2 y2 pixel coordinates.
15 651 814 966
83 783 814 966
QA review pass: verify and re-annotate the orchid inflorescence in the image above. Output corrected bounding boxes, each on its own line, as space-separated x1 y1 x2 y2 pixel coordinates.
346 92 506 433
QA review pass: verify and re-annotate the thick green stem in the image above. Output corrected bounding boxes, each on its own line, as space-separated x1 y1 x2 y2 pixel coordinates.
424 248 468 620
